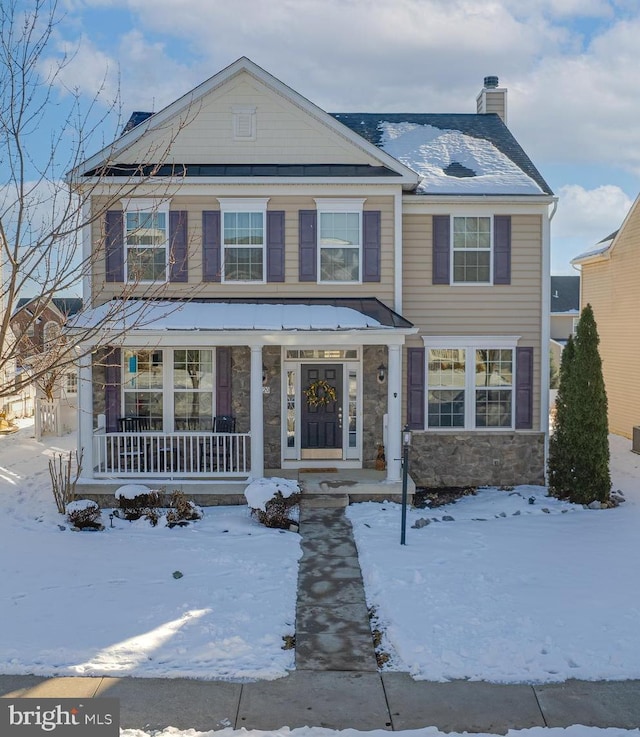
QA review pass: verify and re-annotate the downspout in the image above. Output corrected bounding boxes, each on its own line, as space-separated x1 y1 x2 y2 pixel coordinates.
541 198 558 484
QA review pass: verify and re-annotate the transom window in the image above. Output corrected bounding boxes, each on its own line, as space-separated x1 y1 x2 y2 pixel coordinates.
452 216 491 284
219 198 268 282
316 199 365 283
124 200 169 282
426 343 514 429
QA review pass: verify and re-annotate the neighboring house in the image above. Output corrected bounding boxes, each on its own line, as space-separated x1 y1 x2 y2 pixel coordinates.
572 198 639 440
11 297 83 428
68 58 554 496
549 275 580 371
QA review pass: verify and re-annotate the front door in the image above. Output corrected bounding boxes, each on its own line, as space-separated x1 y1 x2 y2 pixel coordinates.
301 364 343 456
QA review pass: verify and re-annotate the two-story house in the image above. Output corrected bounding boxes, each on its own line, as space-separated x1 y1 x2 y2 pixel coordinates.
69 58 554 500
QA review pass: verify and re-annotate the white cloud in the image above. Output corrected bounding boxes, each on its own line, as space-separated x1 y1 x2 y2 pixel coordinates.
554 184 632 240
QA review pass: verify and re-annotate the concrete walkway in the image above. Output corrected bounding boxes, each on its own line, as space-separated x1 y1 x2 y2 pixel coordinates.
295 496 377 671
2 500 640 731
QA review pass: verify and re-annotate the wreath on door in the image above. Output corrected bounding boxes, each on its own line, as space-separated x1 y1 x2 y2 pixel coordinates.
304 379 337 408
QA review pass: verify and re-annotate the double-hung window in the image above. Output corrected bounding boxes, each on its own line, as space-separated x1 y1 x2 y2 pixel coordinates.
123 349 214 432
425 338 517 429
219 198 268 282
123 199 169 282
316 199 364 283
452 216 491 284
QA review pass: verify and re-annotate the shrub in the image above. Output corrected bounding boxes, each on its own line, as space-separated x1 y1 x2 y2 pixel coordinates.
244 478 301 531
66 499 102 530
115 484 161 522
166 491 203 527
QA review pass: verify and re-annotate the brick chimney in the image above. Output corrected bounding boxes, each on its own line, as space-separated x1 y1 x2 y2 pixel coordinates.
476 76 507 124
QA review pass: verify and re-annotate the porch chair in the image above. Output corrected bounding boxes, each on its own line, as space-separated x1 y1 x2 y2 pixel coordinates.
201 415 237 472
116 416 152 472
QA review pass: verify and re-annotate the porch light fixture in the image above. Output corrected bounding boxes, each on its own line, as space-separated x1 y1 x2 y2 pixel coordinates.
262 365 268 386
377 363 386 384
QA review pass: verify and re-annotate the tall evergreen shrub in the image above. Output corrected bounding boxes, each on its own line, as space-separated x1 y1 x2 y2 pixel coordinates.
548 304 610 504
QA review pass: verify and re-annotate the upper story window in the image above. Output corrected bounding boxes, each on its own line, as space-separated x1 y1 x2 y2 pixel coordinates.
452 216 491 284
219 199 268 282
43 321 60 348
123 199 169 283
316 199 365 283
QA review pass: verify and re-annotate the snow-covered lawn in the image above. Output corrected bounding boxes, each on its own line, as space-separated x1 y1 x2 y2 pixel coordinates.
0 423 300 681
347 434 640 684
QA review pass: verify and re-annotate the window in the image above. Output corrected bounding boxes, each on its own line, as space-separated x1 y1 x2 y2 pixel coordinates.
426 341 515 429
43 321 60 348
122 349 214 432
123 349 164 429
219 199 268 282
316 199 364 283
65 372 78 395
452 216 491 284
173 350 213 431
123 200 169 282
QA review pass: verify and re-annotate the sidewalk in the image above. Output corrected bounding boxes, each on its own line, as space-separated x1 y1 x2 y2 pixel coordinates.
2 672 640 732
2 499 640 732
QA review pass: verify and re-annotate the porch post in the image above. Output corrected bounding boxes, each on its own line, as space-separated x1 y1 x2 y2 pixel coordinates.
386 344 402 482
78 351 94 478
250 344 264 478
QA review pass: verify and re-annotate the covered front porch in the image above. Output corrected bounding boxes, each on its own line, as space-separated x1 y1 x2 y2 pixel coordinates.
73 299 416 499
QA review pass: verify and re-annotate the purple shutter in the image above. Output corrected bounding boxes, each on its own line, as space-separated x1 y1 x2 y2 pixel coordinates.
267 211 285 282
169 211 188 282
202 211 221 282
105 211 124 282
362 210 381 282
432 215 450 285
515 346 533 429
104 347 121 432
407 347 425 430
299 210 317 282
494 215 511 285
216 347 232 417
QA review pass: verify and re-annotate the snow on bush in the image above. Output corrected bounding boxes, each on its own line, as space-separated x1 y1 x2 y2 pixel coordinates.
114 484 154 500
245 477 301 530
66 499 102 530
244 477 299 511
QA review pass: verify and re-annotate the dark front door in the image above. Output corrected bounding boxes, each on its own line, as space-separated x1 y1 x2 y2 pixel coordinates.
301 364 343 451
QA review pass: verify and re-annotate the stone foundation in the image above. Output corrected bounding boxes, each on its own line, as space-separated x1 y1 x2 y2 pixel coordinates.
409 431 545 488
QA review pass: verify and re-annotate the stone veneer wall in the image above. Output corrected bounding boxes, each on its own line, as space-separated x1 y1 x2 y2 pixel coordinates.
262 346 282 469
362 345 388 469
409 432 545 488
230 347 250 433
92 351 106 422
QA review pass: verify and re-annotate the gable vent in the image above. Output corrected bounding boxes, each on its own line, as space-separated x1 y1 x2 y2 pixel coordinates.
232 106 257 141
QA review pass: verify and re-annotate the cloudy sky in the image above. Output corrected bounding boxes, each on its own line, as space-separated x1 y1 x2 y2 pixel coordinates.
43 0 640 273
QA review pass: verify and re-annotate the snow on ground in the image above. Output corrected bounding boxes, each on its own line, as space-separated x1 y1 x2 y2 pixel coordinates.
120 726 640 737
347 434 640 684
0 422 301 681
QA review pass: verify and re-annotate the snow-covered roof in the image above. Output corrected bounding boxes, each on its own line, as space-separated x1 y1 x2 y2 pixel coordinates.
68 300 395 333
377 122 544 195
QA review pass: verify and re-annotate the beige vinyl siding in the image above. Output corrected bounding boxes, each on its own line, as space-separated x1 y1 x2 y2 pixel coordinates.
402 212 543 430
582 210 640 439
120 73 382 167
91 194 396 305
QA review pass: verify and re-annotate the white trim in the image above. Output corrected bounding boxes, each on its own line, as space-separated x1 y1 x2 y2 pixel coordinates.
232 105 256 141
541 203 552 460
81 199 92 301
250 345 264 477
386 344 402 482
217 197 270 211
422 335 520 349
314 198 366 212
394 191 403 313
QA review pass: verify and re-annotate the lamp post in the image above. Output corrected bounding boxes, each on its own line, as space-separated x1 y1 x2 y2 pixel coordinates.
401 424 411 545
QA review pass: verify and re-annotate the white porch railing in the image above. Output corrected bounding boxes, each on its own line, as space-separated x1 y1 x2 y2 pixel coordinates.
92 430 250 478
